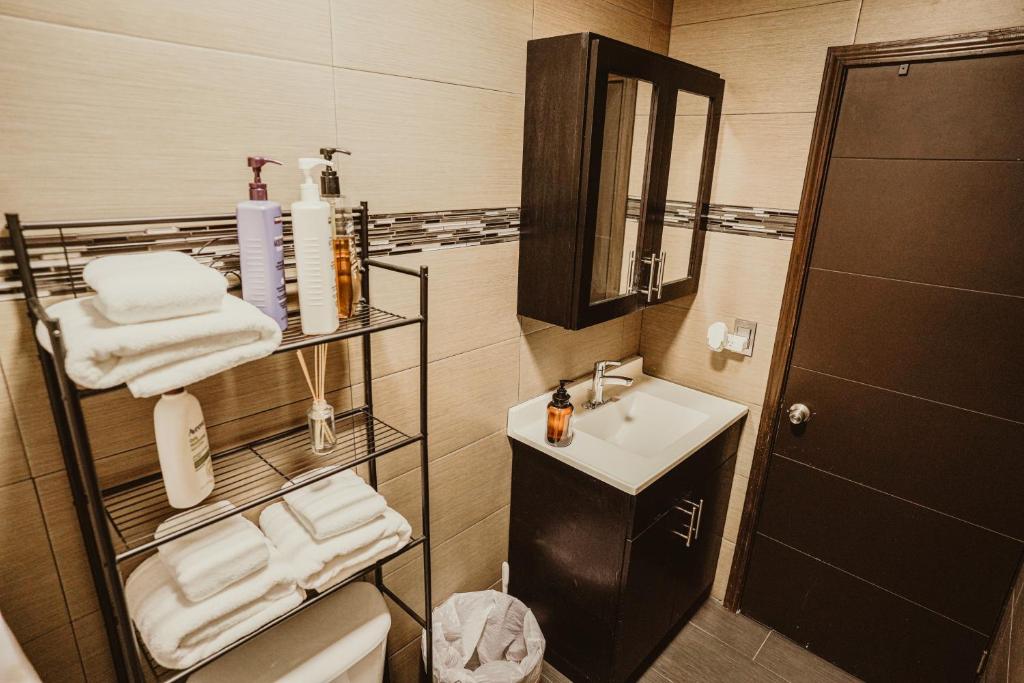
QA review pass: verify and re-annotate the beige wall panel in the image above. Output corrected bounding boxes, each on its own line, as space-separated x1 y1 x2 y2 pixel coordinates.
723 470 748 543
357 242 521 379
855 0 1024 43
651 21 672 54
670 2 859 114
735 403 761 479
333 69 522 214
72 611 114 683
654 0 674 25
0 0 332 63
673 0 832 26
381 430 511 545
711 538 735 602
610 0 656 18
518 316 629 400
0 16 335 221
711 113 815 210
387 637 421 683
382 505 509 652
330 0 532 93
671 231 792 323
0 481 69 642
0 364 30 486
534 0 654 48
21 623 85 683
640 304 776 406
364 338 519 482
36 473 97 619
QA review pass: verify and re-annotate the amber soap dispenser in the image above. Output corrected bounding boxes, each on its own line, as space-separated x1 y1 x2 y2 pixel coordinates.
546 380 574 447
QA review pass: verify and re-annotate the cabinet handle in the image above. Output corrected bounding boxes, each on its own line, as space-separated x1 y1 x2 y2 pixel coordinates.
639 253 657 303
672 498 704 547
656 251 666 298
626 249 636 293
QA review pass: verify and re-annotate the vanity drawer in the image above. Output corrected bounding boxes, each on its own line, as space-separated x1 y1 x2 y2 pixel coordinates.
630 422 741 538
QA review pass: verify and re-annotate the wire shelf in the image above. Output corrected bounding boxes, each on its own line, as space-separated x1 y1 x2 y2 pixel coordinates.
102 408 417 559
277 302 414 351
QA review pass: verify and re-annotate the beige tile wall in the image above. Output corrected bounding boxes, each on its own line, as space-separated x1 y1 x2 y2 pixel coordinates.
0 2 667 681
654 0 1024 603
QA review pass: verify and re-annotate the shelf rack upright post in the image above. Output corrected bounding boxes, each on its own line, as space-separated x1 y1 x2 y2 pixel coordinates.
4 203 434 682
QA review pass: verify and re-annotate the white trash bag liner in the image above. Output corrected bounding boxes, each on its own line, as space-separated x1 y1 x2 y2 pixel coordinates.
423 590 545 683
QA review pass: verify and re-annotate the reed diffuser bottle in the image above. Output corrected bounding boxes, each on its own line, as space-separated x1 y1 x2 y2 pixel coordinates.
297 345 335 456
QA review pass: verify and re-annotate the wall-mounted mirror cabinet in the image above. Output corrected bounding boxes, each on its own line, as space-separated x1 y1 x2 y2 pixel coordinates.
518 33 724 330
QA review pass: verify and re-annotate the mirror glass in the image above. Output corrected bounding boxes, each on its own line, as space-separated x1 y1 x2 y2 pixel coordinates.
660 90 711 285
589 74 654 304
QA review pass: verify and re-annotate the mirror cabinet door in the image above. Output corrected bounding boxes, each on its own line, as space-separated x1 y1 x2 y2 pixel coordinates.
658 89 713 291
588 74 655 305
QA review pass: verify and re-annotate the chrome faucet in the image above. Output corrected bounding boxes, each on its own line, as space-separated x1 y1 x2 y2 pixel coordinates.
587 360 633 408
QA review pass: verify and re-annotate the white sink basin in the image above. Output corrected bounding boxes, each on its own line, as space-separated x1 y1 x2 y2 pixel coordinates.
507 357 747 494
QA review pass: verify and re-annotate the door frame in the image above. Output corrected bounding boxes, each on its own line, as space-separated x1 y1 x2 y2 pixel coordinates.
725 26 1024 611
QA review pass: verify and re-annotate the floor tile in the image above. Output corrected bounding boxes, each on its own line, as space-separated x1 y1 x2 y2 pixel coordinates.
754 631 863 683
652 622 785 682
691 600 771 658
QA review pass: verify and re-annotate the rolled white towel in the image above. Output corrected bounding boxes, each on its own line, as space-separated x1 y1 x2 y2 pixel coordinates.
125 545 303 670
282 467 386 539
154 501 270 603
35 294 281 398
260 502 412 592
84 252 228 324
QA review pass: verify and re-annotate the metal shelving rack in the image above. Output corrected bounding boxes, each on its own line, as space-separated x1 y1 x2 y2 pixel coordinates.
4 203 434 682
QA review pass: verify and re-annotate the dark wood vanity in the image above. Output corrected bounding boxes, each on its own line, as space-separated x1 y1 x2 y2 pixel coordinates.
517 33 724 330
508 423 740 683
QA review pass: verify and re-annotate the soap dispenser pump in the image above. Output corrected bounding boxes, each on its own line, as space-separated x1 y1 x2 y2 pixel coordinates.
318 147 359 319
291 158 339 336
546 380 574 447
236 157 288 330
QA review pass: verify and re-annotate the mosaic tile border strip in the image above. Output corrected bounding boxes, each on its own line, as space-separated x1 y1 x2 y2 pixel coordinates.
0 200 793 301
0 207 520 300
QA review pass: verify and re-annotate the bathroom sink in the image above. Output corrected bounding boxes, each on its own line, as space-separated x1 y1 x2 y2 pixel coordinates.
507 357 747 494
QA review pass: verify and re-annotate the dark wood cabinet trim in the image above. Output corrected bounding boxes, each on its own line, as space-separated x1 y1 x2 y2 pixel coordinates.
725 26 1024 615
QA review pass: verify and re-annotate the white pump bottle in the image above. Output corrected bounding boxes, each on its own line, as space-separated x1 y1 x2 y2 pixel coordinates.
291 158 340 335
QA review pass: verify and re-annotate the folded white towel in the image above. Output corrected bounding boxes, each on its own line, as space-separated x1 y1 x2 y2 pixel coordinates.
84 252 228 324
36 294 281 398
125 545 303 670
154 501 270 603
260 503 412 592
283 467 386 539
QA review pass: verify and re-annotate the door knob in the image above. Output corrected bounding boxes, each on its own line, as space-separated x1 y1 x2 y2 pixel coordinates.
788 403 811 425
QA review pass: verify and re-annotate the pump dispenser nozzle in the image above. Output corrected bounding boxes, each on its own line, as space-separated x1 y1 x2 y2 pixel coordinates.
317 148 351 198
246 157 282 201
297 158 332 202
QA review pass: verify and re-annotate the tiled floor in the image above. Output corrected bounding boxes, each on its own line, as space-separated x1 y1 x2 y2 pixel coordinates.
541 599 861 683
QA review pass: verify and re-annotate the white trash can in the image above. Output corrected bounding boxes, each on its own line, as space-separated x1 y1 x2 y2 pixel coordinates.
424 589 545 683
191 582 390 683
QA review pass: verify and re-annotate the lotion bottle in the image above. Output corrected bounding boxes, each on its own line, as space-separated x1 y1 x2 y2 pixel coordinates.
236 157 287 330
318 147 357 319
546 380 574 447
154 388 214 508
291 158 339 335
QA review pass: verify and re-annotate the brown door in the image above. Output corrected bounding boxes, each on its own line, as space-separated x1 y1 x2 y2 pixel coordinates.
739 35 1024 682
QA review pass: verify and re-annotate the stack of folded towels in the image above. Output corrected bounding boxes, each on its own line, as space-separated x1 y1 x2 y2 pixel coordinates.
125 501 304 670
260 467 413 593
36 252 281 398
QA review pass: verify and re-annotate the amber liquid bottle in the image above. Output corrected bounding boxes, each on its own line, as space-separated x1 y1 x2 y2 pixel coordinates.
546 380 574 447
334 235 354 319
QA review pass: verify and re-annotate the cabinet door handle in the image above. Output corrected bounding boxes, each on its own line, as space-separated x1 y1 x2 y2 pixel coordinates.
655 251 666 299
642 254 656 303
626 249 636 293
672 498 704 547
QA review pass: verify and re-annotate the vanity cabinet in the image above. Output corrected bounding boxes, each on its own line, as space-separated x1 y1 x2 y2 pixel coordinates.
517 33 724 330
508 424 740 683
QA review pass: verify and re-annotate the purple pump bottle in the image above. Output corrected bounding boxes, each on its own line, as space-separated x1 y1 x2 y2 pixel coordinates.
236 157 288 330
